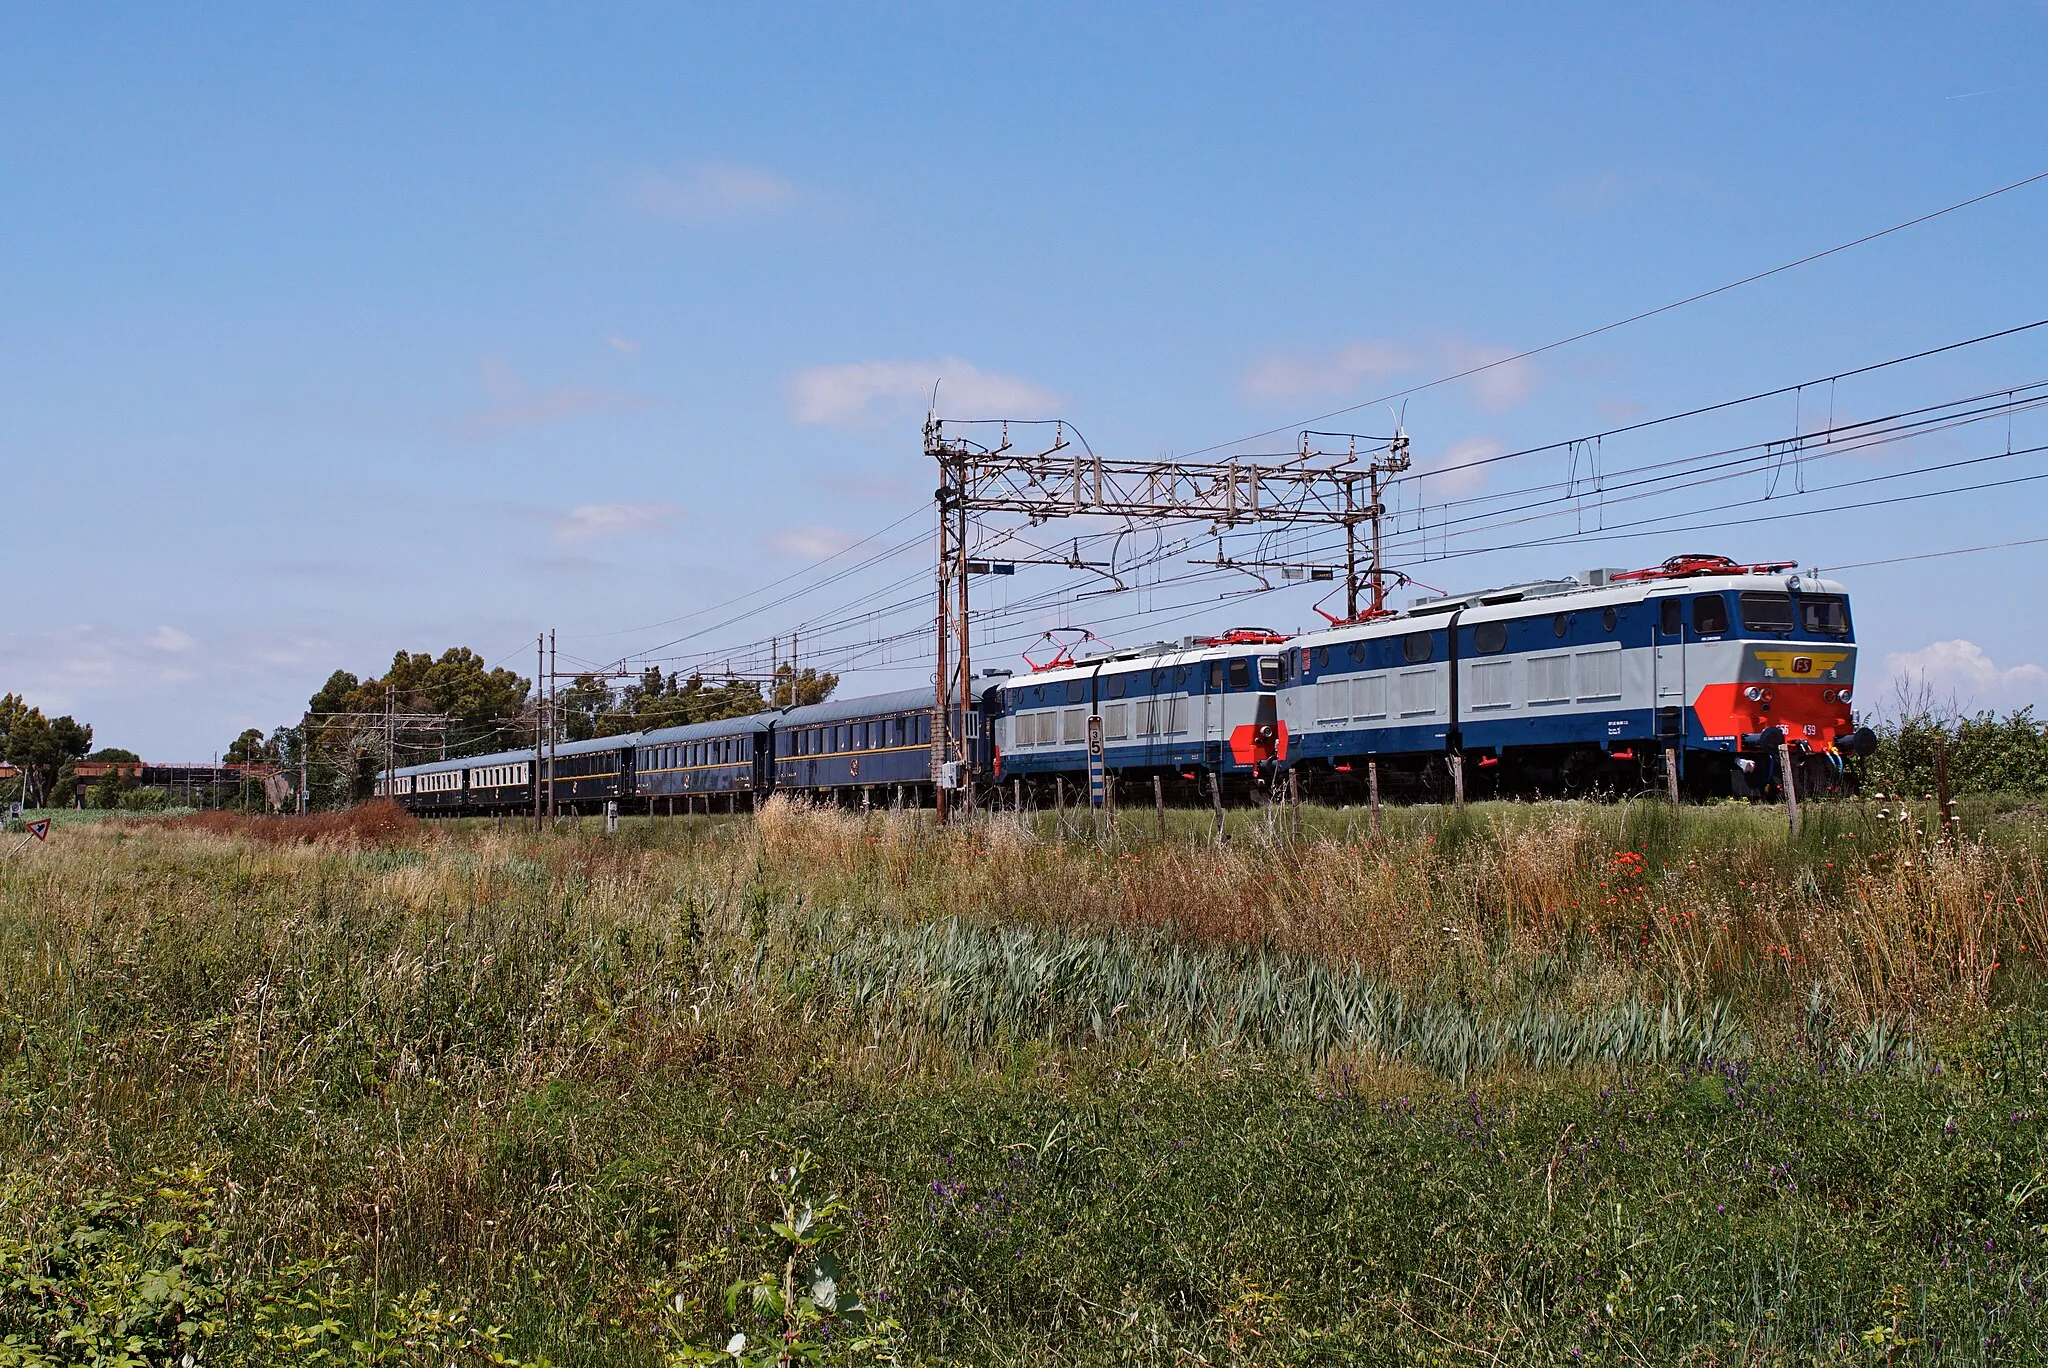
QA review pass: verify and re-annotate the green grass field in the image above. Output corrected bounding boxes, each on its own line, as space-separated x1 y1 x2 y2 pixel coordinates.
2 798 2045 1364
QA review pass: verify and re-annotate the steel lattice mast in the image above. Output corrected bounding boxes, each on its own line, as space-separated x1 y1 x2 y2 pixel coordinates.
925 417 1413 824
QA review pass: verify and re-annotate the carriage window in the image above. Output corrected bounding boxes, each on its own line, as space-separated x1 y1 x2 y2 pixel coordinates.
1659 599 1682 635
1800 594 1851 636
1740 592 1796 633
1692 594 1729 635
1473 621 1507 655
1403 631 1434 664
1228 659 1250 689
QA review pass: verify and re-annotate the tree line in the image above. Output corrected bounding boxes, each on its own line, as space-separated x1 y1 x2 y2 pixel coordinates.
4 646 840 813
278 648 837 808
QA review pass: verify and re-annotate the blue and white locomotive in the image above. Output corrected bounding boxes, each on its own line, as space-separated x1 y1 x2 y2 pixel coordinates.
1277 554 1870 799
381 553 1870 813
993 628 1290 802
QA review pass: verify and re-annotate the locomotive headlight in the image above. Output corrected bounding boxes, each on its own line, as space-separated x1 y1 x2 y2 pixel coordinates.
1835 688 1851 704
1743 686 1769 703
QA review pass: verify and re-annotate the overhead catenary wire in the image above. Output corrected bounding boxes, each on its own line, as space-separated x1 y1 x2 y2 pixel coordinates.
1177 169 2048 459
540 315 2048 701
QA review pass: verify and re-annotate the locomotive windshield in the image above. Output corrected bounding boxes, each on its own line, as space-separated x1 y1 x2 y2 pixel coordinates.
1800 594 1851 635
1738 592 1795 633
1257 655 1285 686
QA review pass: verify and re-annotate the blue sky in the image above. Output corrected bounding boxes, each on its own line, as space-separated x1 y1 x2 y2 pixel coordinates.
4 4 2047 756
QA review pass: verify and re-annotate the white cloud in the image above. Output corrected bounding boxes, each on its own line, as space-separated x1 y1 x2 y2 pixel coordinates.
604 334 642 357
769 525 859 560
635 162 798 224
1235 337 1533 412
1883 639 2048 712
552 502 683 544
788 357 1059 428
1440 341 1534 412
463 355 654 435
0 625 205 708
1237 342 1416 400
1418 437 1504 497
148 626 197 653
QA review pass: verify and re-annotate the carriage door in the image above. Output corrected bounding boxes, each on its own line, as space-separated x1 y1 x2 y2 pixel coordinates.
1203 659 1227 767
1652 596 1685 740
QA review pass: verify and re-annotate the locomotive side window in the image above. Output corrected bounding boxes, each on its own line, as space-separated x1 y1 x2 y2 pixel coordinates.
1402 631 1434 664
1228 659 1250 689
1258 655 1284 686
1601 607 1618 633
1106 674 1125 699
1209 662 1224 691
1349 642 1365 664
1739 592 1795 633
1067 681 1086 704
1658 599 1682 635
1553 613 1569 638
1692 594 1729 635
1801 595 1851 635
1473 621 1507 655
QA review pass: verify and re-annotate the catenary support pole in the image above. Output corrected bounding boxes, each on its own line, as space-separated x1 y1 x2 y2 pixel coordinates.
1936 735 1955 844
535 635 545 831
1778 741 1801 837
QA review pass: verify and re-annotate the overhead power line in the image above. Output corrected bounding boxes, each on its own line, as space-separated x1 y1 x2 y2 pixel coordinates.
1817 534 2048 573
1180 167 2048 459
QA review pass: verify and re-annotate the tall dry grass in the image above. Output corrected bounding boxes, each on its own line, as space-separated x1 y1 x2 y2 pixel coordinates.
752 793 2048 1033
4 801 2046 1362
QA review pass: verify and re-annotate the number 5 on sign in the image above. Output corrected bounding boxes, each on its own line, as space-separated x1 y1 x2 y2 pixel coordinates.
1087 715 1105 809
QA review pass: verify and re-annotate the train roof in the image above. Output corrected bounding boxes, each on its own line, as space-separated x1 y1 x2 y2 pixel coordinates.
772 686 936 728
392 730 642 778
1012 632 1291 689
635 710 778 746
1291 563 1849 649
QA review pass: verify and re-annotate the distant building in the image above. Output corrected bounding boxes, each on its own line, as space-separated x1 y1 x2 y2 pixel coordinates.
72 760 278 803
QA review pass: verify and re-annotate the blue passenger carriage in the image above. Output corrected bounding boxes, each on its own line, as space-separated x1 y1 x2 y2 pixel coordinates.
635 712 774 811
772 687 942 800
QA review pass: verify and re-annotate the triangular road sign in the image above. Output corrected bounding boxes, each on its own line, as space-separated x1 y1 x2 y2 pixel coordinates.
26 819 50 841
